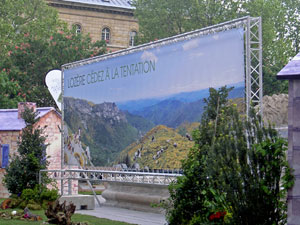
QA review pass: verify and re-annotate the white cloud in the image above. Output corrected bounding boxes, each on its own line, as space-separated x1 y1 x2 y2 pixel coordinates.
182 39 199 51
189 52 204 58
212 34 219 40
141 51 158 63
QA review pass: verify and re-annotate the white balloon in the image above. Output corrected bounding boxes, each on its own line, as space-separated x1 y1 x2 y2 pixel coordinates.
45 70 62 110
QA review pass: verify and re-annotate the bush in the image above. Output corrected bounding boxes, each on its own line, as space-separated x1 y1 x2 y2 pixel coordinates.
9 185 59 210
40 188 59 202
21 189 38 202
167 86 294 225
4 107 49 195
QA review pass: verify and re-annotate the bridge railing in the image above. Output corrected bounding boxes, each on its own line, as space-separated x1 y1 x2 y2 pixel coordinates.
39 169 182 187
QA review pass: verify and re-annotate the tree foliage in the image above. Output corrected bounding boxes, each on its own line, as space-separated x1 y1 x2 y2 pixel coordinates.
1 30 106 107
4 107 49 194
167 86 294 225
133 0 300 95
0 0 106 108
0 0 61 58
0 70 25 108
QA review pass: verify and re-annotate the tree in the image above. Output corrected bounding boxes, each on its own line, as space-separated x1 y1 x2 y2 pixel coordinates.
0 0 107 108
4 107 49 194
167 86 294 224
0 69 25 108
0 0 61 58
1 30 106 107
133 0 299 95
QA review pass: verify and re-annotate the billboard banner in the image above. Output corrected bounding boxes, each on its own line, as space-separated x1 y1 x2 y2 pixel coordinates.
63 28 245 168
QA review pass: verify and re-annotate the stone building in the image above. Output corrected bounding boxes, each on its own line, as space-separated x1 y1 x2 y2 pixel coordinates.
0 102 63 198
46 0 138 51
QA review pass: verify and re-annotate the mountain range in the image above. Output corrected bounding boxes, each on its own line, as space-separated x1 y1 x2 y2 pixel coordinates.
64 97 154 165
64 85 244 166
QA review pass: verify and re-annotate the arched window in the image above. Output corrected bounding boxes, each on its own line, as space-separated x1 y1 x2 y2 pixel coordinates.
129 30 137 47
74 24 81 34
102 27 110 43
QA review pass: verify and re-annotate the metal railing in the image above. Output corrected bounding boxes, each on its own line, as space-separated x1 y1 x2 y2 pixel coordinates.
39 169 182 187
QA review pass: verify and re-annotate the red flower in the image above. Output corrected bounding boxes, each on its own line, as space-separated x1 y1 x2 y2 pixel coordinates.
209 214 215 221
50 36 53 40
15 46 19 50
209 211 227 221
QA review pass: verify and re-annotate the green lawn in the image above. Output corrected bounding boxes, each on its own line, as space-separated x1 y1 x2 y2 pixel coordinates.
0 208 135 225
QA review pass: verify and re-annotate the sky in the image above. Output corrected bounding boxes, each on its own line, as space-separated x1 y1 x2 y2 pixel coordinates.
63 28 245 104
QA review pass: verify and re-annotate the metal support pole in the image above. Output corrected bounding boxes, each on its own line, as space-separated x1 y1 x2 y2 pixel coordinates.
258 17 263 116
246 17 251 116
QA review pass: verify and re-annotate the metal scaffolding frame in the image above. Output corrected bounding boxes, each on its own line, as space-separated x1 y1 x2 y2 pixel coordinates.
56 17 263 197
62 16 263 117
245 17 263 115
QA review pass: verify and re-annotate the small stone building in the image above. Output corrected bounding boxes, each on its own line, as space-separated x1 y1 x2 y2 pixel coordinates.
46 0 139 51
0 102 62 198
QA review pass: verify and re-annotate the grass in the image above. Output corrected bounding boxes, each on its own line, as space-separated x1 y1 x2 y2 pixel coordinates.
0 208 135 225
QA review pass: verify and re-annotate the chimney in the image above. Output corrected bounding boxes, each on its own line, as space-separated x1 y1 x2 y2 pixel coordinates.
18 102 37 119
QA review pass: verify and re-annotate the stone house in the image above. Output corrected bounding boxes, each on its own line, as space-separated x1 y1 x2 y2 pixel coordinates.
0 102 62 198
46 0 139 51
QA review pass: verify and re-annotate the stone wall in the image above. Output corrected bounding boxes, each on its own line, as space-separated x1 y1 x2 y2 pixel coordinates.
0 130 20 156
48 1 138 51
102 182 169 213
37 111 62 170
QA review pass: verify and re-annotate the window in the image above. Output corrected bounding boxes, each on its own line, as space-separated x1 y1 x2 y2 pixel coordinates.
0 144 9 168
74 24 81 35
102 27 110 43
129 31 137 47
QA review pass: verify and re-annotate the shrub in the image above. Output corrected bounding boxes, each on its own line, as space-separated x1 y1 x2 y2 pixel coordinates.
167 86 294 225
21 189 38 202
4 107 49 195
40 188 59 202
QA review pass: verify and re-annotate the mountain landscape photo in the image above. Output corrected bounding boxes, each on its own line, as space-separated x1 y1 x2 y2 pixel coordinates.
63 85 244 167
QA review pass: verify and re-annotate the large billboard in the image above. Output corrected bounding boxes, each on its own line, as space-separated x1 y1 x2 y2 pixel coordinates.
63 27 245 168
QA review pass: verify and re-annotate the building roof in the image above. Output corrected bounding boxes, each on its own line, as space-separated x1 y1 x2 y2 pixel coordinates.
0 107 60 131
277 52 300 80
61 0 135 10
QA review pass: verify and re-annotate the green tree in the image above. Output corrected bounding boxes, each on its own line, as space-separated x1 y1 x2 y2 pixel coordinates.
0 69 25 108
1 30 106 107
167 86 294 224
134 0 299 95
0 0 107 108
4 107 49 194
0 0 61 58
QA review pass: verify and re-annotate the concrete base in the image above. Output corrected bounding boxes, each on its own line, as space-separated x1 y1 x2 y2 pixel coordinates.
59 195 95 210
101 182 169 214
